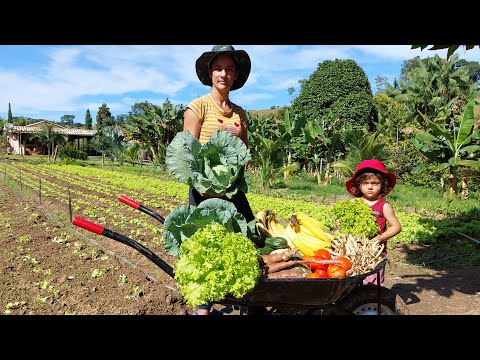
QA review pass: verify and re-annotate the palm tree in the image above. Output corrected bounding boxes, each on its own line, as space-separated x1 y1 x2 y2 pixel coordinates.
385 54 478 124
28 123 68 164
333 127 390 178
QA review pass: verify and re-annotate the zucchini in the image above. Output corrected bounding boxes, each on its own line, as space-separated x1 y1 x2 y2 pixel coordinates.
264 236 289 250
257 246 275 255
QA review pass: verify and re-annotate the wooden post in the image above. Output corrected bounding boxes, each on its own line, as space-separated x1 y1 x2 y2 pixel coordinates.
39 178 42 205
68 188 73 224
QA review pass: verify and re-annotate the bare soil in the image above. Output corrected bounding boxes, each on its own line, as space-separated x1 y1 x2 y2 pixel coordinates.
1 181 479 316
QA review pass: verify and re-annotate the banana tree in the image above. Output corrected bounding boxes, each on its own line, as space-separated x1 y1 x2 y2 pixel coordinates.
303 118 343 185
124 100 185 169
332 126 390 179
411 98 480 195
278 110 306 180
253 132 298 188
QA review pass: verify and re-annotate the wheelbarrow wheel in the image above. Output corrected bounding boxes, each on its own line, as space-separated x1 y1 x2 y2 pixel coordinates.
335 285 409 315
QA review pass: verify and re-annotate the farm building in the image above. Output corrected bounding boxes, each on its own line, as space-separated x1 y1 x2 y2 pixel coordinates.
5 120 96 155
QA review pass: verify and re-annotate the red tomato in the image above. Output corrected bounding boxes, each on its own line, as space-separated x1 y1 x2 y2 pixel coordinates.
313 268 328 278
335 256 352 271
305 272 322 278
327 265 346 278
314 249 332 261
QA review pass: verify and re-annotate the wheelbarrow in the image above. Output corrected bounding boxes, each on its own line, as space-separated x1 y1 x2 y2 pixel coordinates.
72 195 409 315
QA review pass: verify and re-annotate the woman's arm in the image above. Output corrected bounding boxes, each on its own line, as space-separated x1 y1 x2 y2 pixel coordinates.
183 108 202 138
239 110 248 147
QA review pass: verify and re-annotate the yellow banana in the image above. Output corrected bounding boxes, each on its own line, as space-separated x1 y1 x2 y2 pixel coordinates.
295 228 331 252
285 223 315 256
300 224 315 236
298 224 332 243
267 213 287 238
255 210 267 226
294 212 334 241
283 223 299 250
256 222 271 238
294 212 329 230
289 214 301 233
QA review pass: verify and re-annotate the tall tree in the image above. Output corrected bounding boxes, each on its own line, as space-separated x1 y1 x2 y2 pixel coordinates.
455 59 480 83
96 103 115 130
290 59 377 131
91 125 126 165
85 109 92 129
385 54 478 123
374 76 388 93
7 103 13 123
116 114 127 127
123 99 184 167
60 115 75 125
400 56 425 81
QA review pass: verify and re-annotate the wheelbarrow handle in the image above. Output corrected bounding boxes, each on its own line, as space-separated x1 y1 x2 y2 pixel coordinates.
119 195 140 209
119 195 165 224
72 216 174 278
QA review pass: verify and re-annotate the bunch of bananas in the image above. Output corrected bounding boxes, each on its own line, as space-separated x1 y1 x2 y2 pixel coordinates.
256 210 287 238
255 210 334 256
284 212 333 256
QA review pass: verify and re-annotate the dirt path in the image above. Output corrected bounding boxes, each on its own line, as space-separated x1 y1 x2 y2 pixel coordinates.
384 246 480 315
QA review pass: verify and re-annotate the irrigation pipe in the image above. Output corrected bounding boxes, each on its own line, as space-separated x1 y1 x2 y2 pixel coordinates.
1 179 180 294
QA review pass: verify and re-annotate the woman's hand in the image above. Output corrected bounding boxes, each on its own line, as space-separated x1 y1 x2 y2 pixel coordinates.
225 125 240 137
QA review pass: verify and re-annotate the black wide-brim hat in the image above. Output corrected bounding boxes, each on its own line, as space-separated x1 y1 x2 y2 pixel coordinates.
195 45 251 91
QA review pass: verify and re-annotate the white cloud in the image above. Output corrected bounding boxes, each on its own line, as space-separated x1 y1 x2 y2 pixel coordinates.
1 44 479 121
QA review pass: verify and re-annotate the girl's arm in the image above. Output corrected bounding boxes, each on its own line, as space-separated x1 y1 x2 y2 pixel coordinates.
374 202 401 242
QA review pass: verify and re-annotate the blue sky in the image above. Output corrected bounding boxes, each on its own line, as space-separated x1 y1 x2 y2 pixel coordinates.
1 45 479 124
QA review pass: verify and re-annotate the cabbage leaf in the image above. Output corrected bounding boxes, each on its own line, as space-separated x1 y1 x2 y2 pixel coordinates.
166 130 251 198
162 198 252 257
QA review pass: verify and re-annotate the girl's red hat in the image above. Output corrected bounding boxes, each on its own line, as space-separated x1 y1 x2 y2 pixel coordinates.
345 159 396 196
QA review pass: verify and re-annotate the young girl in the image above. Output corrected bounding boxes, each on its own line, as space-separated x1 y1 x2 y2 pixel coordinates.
345 159 401 285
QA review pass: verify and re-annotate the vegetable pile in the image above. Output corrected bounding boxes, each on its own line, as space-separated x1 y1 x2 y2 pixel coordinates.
165 130 251 199
173 223 261 307
330 234 385 276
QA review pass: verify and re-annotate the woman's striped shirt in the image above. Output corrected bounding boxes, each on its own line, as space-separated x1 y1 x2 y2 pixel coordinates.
187 93 246 145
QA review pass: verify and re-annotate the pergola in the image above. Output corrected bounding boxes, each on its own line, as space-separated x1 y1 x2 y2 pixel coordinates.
6 120 97 155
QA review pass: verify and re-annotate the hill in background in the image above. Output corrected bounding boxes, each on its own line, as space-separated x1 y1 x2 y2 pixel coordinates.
247 107 286 120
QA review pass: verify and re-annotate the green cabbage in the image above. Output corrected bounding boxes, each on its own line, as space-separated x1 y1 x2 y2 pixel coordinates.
174 223 261 307
162 198 256 257
165 130 251 198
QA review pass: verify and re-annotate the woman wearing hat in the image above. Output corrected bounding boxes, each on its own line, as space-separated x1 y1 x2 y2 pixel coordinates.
345 159 401 285
184 45 259 315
